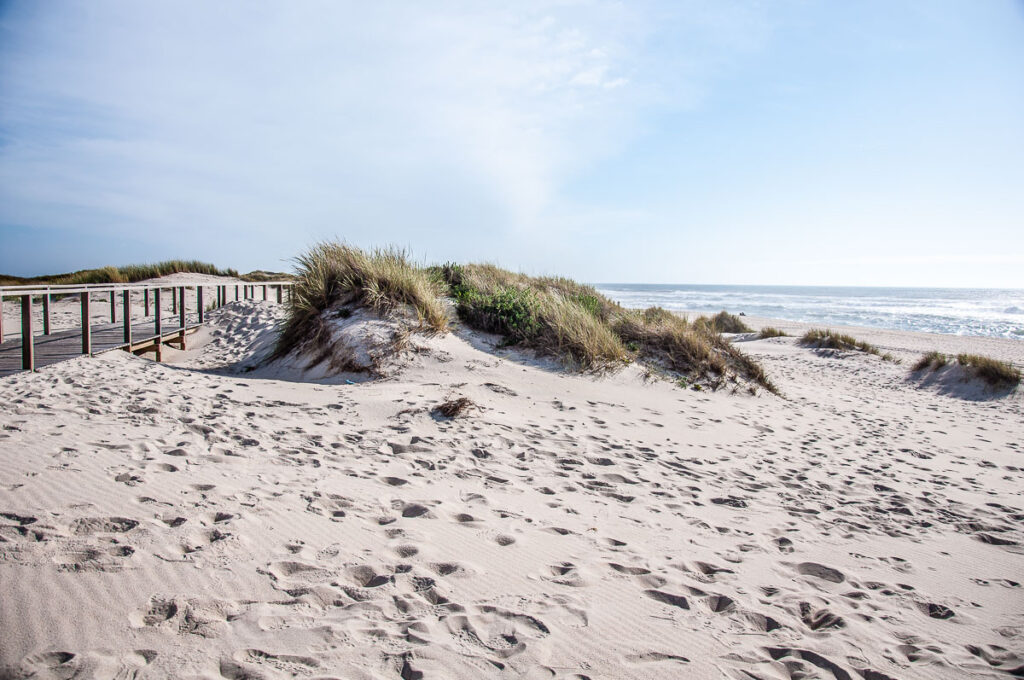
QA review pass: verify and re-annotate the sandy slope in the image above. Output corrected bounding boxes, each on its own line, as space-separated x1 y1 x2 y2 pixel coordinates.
0 299 1022 679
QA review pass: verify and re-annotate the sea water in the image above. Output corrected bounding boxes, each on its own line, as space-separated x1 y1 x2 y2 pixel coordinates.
594 284 1024 340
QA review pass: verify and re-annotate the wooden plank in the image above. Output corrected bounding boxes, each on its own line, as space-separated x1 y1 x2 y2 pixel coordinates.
277 285 283 303
110 290 116 323
43 294 51 335
21 295 34 371
144 288 150 317
81 292 91 355
198 287 204 324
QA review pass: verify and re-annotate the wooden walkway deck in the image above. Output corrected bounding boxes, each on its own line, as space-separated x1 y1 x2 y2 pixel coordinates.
0 280 292 378
0 316 200 378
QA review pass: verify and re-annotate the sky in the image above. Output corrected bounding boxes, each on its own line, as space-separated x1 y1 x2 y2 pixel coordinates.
1 1 1022 287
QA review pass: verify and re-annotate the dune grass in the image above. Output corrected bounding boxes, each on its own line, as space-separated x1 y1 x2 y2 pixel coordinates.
695 311 753 334
912 351 950 372
955 354 1020 389
912 351 1020 389
273 243 447 361
272 245 778 393
0 260 240 287
440 263 777 393
757 326 789 339
800 328 898 362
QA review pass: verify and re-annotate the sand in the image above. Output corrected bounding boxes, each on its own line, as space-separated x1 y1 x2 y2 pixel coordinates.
1 295 1022 679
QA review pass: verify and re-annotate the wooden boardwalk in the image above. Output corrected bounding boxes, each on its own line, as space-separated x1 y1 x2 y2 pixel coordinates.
0 317 200 378
0 280 292 378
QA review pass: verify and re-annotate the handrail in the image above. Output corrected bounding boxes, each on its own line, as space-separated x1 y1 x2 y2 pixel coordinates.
0 280 294 296
0 280 294 369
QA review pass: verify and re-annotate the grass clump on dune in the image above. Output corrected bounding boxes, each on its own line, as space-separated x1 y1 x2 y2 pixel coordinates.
273 242 447 361
800 328 898 362
757 326 788 339
912 351 950 372
955 354 1020 389
440 264 777 393
0 260 240 287
912 350 1020 390
695 310 753 334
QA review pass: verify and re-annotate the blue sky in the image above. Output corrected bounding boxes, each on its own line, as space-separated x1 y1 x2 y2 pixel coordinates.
1 1 1022 286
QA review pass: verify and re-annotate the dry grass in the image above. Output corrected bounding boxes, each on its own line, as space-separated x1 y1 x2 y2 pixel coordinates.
757 326 788 339
912 351 950 372
1 260 239 287
955 354 1021 389
441 264 778 393
434 397 476 418
800 328 898 362
273 242 447 361
695 311 753 334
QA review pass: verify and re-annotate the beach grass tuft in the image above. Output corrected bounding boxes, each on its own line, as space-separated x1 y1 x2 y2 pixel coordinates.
757 326 789 339
695 310 753 334
955 354 1021 389
800 328 898 362
273 242 447 361
912 351 950 372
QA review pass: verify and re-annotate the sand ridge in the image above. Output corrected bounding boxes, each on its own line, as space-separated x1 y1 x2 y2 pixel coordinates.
0 299 1022 678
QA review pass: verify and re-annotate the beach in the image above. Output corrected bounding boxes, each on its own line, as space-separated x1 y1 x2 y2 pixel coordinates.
1 280 1022 679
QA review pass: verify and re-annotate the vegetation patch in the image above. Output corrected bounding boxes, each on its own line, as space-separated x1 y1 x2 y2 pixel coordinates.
800 329 898 362
954 354 1020 389
912 351 950 372
434 397 476 418
757 326 789 339
439 264 777 393
271 245 777 394
0 260 240 287
695 311 753 334
273 243 447 362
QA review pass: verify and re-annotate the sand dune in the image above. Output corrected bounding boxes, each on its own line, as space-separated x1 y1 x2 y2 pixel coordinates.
1 298 1022 679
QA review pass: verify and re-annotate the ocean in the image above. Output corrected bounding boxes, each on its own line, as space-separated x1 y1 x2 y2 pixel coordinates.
594 284 1024 340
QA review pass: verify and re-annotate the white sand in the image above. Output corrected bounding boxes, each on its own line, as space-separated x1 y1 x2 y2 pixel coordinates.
1 299 1022 679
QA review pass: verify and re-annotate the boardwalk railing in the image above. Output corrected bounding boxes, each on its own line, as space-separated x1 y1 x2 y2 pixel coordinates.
0 280 293 374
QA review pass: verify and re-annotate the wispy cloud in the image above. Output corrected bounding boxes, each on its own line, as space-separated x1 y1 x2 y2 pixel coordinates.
0 1 771 270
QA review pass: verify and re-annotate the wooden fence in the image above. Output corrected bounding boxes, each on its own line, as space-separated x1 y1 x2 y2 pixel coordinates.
0 280 292 375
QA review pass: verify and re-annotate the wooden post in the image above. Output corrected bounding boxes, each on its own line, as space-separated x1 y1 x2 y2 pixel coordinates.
178 287 185 330
197 287 204 324
43 294 51 335
21 295 34 371
81 292 92 355
172 287 178 314
123 290 132 345
276 285 282 303
154 288 162 362
235 284 239 301
262 284 267 301
144 288 150 317
0 293 4 344
109 290 116 323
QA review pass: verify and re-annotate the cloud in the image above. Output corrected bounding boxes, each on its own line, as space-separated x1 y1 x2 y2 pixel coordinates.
0 0 773 271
